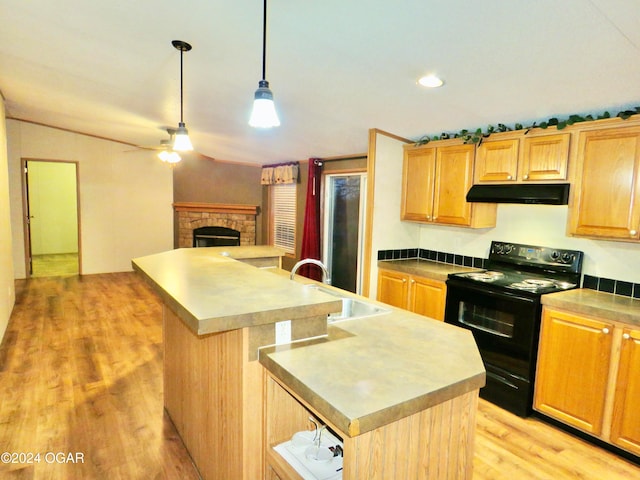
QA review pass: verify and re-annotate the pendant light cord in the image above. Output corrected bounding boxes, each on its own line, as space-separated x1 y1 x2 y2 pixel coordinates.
180 49 184 123
261 0 267 80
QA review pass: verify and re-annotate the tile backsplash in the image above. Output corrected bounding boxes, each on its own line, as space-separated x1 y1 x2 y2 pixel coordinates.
378 248 640 299
377 248 487 269
582 275 640 299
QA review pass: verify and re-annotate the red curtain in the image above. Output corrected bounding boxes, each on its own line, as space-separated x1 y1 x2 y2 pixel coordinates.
299 158 323 280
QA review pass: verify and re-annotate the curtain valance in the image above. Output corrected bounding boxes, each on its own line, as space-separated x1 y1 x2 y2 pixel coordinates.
261 162 299 185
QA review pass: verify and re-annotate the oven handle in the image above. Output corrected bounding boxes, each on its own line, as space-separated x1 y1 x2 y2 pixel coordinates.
446 280 538 304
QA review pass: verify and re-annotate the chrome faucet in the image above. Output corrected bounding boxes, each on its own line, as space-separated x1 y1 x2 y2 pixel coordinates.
290 258 331 284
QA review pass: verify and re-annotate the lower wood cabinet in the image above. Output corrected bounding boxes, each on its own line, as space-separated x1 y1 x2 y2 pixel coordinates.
610 326 640 455
266 465 283 480
264 373 478 480
376 268 446 321
534 307 640 456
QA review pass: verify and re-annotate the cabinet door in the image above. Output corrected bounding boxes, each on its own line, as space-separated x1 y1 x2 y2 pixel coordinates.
401 148 436 222
610 327 640 455
521 133 569 181
474 138 519 182
377 269 409 309
534 308 613 435
433 144 475 225
266 465 283 480
569 126 640 240
409 276 446 321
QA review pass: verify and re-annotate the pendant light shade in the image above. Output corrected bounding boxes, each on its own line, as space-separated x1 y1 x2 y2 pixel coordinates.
249 80 280 128
173 122 193 151
172 40 194 151
249 0 280 128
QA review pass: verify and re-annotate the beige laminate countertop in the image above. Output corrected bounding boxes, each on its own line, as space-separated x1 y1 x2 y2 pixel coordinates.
131 247 343 335
542 288 640 326
378 258 479 281
133 247 486 437
259 284 485 437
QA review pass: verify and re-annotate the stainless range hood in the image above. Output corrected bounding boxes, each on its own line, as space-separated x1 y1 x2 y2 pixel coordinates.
466 183 570 205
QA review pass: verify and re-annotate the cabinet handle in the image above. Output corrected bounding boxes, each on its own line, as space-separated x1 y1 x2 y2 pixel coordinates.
426 215 431 220
507 175 512 180
402 278 407 283
523 174 529 180
602 327 610 334
630 229 638 236
623 333 631 340
410 279 415 284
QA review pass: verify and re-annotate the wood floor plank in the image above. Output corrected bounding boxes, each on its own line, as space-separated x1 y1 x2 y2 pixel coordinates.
0 273 199 479
0 272 638 479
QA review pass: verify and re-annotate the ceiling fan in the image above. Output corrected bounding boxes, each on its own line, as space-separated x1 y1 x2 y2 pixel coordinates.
131 127 214 164
130 127 182 163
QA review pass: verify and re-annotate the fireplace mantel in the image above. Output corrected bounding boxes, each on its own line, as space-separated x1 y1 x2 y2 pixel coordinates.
173 202 258 215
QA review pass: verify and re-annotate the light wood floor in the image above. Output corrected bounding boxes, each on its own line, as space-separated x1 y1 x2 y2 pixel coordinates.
1 273 638 479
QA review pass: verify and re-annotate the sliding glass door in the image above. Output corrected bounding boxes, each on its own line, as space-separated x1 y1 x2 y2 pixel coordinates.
323 173 367 293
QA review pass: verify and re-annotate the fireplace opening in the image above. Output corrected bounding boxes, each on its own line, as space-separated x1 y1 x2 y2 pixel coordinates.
193 226 241 247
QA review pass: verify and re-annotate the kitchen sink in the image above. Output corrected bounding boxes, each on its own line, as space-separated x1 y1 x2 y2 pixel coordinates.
305 284 391 323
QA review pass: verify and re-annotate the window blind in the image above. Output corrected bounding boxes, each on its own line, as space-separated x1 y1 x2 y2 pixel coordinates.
272 184 296 254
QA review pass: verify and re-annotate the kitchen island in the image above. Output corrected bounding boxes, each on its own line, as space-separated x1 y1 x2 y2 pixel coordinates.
132 247 485 480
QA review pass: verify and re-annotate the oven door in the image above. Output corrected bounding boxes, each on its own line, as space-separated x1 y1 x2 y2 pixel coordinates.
444 279 541 381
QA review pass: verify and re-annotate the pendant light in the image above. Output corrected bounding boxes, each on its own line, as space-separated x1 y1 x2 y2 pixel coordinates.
171 40 194 151
249 0 280 128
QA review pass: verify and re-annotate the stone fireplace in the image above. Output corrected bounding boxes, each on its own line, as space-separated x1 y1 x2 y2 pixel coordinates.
174 202 258 248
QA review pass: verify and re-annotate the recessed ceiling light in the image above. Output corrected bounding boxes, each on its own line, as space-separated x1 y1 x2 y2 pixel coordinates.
418 74 444 88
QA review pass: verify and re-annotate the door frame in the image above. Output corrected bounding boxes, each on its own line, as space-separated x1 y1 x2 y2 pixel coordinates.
21 158 82 277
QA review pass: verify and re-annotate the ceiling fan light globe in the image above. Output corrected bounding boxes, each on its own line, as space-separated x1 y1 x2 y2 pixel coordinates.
166 151 182 163
158 150 181 164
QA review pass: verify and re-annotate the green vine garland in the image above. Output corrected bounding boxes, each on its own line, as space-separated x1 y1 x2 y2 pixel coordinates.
414 106 640 146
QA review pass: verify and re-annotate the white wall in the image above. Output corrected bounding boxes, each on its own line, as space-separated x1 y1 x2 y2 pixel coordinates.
7 120 173 277
417 204 640 284
0 98 15 342
367 130 419 299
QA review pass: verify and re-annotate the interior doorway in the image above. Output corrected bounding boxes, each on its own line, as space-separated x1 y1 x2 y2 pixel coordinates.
322 172 367 293
23 159 80 277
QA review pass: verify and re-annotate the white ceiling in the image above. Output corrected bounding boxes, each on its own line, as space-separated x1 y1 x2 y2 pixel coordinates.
1 0 639 165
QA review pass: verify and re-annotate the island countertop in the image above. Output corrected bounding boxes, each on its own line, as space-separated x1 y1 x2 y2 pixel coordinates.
258 278 486 437
260 310 485 437
133 247 485 438
132 247 343 335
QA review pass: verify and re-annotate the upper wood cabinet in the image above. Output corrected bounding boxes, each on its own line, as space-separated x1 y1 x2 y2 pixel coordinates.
568 125 640 241
401 147 436 221
402 143 496 228
474 138 519 182
474 133 570 183
521 133 570 181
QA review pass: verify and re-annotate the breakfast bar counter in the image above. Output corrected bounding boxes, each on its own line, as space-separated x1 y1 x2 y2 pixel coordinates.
132 247 485 480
